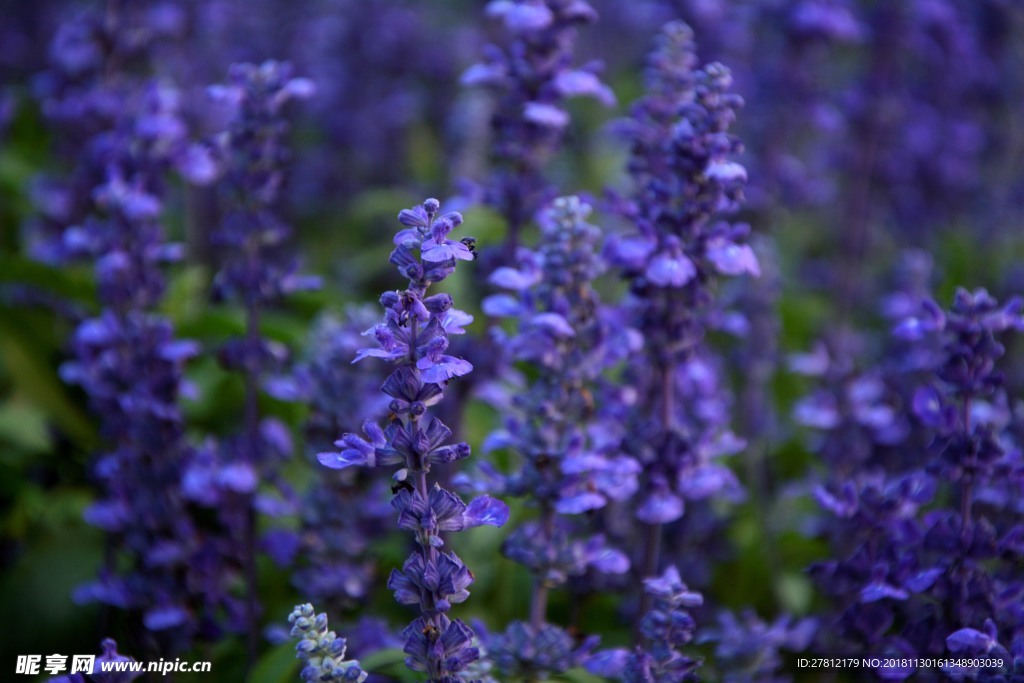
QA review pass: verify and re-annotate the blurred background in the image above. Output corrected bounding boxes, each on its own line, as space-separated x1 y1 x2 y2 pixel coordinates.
1 0 1023 681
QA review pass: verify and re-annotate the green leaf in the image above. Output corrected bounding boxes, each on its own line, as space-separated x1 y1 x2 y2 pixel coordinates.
161 264 210 325
0 309 96 447
360 647 406 671
0 400 52 453
0 520 101 658
3 485 94 539
558 667 608 683
176 306 246 339
361 647 419 681
775 572 814 614
0 255 96 304
248 640 299 683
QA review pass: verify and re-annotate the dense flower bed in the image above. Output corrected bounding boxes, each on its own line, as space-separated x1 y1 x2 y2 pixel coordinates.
0 1 1022 682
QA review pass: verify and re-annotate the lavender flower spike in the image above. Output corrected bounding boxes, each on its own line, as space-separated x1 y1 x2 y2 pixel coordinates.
475 196 638 678
808 288 1024 679
464 0 615 257
288 604 368 683
197 59 316 659
291 309 392 614
318 199 509 682
46 3 219 649
586 566 703 682
607 19 752 636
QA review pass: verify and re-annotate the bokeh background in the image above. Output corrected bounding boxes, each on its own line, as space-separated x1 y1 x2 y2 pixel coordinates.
1 0 1023 681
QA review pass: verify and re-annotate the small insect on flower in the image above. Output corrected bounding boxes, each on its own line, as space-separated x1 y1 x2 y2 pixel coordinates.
460 236 478 260
392 480 415 495
579 386 595 417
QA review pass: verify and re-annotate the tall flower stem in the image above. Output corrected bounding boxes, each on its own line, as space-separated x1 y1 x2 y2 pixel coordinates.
529 501 555 630
318 199 509 682
474 196 635 680
604 21 754 646
242 299 261 663
204 60 317 665
634 363 675 644
462 0 614 267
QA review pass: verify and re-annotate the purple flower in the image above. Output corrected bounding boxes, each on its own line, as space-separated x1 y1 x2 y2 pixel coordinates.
288 604 368 683
422 213 474 262
705 237 761 277
486 621 599 680
41 10 221 644
604 19 752 644
464 197 639 673
588 565 703 682
808 289 1024 669
464 0 614 257
313 199 508 681
200 59 318 651
208 61 317 308
401 615 480 678
700 610 817 683
646 246 697 287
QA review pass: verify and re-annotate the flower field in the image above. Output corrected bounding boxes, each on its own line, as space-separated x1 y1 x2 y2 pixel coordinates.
0 1 1022 681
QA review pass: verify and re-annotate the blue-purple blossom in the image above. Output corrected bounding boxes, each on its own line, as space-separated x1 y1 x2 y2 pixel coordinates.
288 603 368 683
602 17 754 643
35 2 235 652
463 196 641 677
700 610 817 683
586 566 703 682
486 621 600 680
316 199 509 682
401 615 480 680
284 0 460 204
27 2 210 266
194 58 316 655
807 288 1024 680
290 310 393 612
463 0 615 257
207 60 318 310
481 197 641 512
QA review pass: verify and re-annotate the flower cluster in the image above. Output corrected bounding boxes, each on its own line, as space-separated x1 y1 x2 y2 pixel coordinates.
808 289 1024 680
463 0 615 255
290 310 393 612
611 18 753 517
470 196 639 677
289 604 368 683
41 2 225 651
482 197 640 509
28 1 212 265
607 21 755 298
207 60 318 310
185 59 317 654
840 0 1002 235
62 311 210 638
289 0 459 201
318 199 509 682
10 3 1024 683
701 610 818 683
603 23 753 614
587 566 704 682
486 621 599 680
